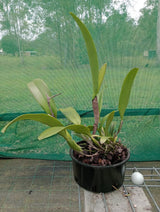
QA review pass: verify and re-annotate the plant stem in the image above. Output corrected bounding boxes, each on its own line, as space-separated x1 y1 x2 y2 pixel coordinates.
92 96 99 134
114 120 123 138
47 93 61 117
50 93 62 99
47 94 54 117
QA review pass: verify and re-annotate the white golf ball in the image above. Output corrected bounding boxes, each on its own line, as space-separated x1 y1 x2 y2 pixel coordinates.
131 172 144 185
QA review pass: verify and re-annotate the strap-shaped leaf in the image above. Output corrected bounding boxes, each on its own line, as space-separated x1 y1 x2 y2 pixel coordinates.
38 124 91 151
38 126 66 139
119 68 138 120
59 107 81 125
67 125 91 136
1 113 82 152
100 136 111 144
61 130 82 152
1 114 63 133
99 111 115 135
70 12 99 98
28 78 57 117
104 111 115 136
38 124 91 140
100 136 108 144
98 63 107 92
97 88 104 115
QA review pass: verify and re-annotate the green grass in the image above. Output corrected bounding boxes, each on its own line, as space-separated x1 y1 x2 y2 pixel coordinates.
0 55 159 115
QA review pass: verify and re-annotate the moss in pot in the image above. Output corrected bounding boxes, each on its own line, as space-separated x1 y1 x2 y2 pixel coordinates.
1 13 139 193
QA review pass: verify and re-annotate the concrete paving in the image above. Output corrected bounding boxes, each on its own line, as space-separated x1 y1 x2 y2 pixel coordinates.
0 159 159 212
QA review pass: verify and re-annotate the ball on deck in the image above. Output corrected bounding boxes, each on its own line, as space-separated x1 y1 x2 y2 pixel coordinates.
131 172 144 185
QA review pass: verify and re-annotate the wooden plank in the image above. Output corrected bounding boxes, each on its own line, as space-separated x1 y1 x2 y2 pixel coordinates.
127 187 153 211
105 187 133 212
84 190 106 212
84 187 152 212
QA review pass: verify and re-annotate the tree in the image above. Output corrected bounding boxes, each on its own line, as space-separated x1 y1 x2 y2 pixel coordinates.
157 0 160 62
1 35 19 55
135 0 158 56
0 0 45 41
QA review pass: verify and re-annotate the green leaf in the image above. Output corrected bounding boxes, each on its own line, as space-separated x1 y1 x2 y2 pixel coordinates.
100 136 108 144
61 130 82 152
59 107 81 125
1 114 63 133
1 113 82 152
105 111 115 136
70 12 99 99
97 89 104 115
38 123 91 151
99 111 115 136
109 122 116 136
38 124 91 140
100 136 112 144
67 125 91 136
38 126 66 139
98 63 107 92
28 78 57 117
119 68 138 120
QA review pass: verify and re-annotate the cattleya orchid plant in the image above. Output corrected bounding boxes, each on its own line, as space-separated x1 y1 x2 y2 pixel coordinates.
1 13 138 161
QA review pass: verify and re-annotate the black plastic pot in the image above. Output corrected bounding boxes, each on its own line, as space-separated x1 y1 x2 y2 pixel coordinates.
70 145 130 193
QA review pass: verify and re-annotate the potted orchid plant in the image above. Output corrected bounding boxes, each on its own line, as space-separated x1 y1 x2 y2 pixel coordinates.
1 13 138 193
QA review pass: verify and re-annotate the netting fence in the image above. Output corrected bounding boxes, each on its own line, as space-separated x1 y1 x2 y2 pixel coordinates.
0 0 159 161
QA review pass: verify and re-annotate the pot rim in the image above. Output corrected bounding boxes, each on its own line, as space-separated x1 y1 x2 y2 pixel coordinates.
70 148 130 169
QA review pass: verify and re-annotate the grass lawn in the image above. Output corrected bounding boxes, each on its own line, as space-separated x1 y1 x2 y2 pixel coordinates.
0 55 159 115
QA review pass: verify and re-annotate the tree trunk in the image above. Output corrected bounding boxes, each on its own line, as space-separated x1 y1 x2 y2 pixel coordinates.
157 0 160 63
